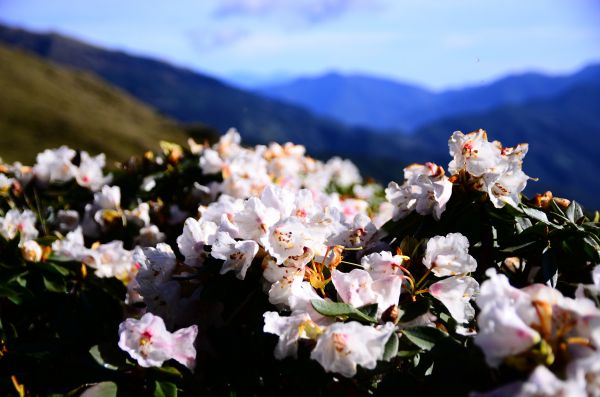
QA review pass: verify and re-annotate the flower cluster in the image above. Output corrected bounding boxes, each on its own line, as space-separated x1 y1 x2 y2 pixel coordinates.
1 128 599 396
449 129 529 208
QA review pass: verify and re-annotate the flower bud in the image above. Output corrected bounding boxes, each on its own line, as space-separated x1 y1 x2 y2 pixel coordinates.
21 240 42 262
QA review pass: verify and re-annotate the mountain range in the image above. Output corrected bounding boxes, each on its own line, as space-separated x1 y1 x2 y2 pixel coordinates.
0 23 598 209
257 66 600 132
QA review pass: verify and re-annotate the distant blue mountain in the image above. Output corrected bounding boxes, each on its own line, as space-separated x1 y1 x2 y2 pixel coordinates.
1 23 599 209
414 83 600 209
258 66 600 132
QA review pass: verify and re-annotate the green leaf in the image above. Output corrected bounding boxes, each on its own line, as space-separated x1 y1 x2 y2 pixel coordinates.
0 285 25 304
520 206 552 226
401 326 447 351
396 349 420 358
583 235 600 261
80 382 117 397
500 240 539 254
89 344 126 370
358 303 378 319
514 216 533 233
154 381 177 397
35 236 59 245
151 365 183 379
383 332 399 361
43 275 66 293
311 299 377 323
37 261 71 276
565 201 584 223
399 299 430 323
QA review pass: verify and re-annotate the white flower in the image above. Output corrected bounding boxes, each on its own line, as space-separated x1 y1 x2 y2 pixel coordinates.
385 163 452 221
210 232 259 280
592 265 600 291
82 241 135 280
177 218 217 266
448 130 530 208
567 352 600 396
125 202 151 227
215 128 242 157
324 157 362 188
484 168 529 209
94 185 121 210
136 225 166 247
136 243 177 288
331 269 402 317
328 213 377 249
118 312 198 369
0 174 14 191
199 148 224 175
473 365 586 397
429 276 479 323
21 240 43 262
33 146 76 184
260 185 296 218
261 217 308 264
448 130 504 177
234 197 280 241
310 321 395 377
51 227 86 259
0 209 38 242
422 233 477 277
74 151 111 191
361 251 407 280
474 303 541 367
263 311 319 359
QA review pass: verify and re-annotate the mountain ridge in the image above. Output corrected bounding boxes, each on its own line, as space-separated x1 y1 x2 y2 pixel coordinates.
258 64 600 132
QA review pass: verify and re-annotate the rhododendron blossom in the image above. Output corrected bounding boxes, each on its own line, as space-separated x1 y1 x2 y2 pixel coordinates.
429 275 479 323
0 208 38 242
422 233 477 277
310 321 395 378
211 231 259 279
385 162 452 220
118 312 198 369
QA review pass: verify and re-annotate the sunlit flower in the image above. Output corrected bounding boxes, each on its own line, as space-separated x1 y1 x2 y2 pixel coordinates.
429 275 479 323
118 312 198 369
74 151 111 191
332 269 402 317
33 146 76 184
21 240 43 262
263 311 320 359
234 197 280 241
422 233 477 277
0 208 39 242
310 321 395 377
211 231 259 279
82 240 135 280
261 217 309 264
385 162 452 221
177 218 217 266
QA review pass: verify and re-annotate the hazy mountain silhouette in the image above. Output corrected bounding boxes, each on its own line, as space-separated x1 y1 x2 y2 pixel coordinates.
259 66 600 132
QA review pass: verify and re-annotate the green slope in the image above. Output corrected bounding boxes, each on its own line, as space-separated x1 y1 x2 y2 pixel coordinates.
0 24 402 156
0 45 195 164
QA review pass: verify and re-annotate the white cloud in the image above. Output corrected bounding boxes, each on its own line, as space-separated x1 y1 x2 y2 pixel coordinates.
188 27 249 51
213 0 381 24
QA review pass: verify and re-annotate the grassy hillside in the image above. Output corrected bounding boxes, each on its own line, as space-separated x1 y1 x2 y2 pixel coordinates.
0 45 196 164
0 24 395 155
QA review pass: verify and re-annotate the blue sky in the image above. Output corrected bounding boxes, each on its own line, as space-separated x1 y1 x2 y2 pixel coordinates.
0 0 599 89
